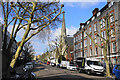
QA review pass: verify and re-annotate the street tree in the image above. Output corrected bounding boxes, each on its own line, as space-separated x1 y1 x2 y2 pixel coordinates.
2 1 64 69
23 41 35 63
85 13 119 77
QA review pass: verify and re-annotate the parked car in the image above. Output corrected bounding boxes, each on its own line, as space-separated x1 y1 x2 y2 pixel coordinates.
76 57 105 75
60 61 70 68
67 64 77 71
56 64 61 68
112 64 120 80
23 62 33 71
50 62 56 67
32 60 37 65
47 61 50 65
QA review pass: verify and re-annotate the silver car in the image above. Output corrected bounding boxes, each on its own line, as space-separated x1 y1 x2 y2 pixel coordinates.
23 62 33 71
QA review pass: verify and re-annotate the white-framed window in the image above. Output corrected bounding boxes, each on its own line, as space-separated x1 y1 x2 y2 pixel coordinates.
84 50 87 57
87 21 90 25
90 49 92 56
102 31 106 40
89 27 92 33
95 35 97 43
94 23 97 31
81 52 82 57
108 1 114 8
81 25 84 28
90 39 92 45
80 33 82 39
103 18 105 27
100 18 105 28
84 40 87 47
95 47 98 56
84 31 87 37
101 48 103 55
97 12 101 17
110 15 114 23
111 28 115 37
112 42 116 53
92 16 95 21
81 42 82 48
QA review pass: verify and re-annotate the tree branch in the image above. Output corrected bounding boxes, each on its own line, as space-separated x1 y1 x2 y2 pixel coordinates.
25 8 63 42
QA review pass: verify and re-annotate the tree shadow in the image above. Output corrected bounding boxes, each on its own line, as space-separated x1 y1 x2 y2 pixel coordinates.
32 64 45 72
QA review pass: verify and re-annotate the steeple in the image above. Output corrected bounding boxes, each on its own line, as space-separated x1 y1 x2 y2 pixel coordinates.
60 10 67 56
61 11 66 37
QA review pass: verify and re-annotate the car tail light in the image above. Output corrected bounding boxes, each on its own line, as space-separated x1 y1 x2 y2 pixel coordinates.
76 65 78 67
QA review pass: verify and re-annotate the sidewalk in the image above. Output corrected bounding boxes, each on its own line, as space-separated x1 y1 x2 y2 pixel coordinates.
14 65 25 74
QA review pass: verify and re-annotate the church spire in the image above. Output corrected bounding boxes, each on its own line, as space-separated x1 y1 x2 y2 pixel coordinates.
60 10 67 56
61 10 66 36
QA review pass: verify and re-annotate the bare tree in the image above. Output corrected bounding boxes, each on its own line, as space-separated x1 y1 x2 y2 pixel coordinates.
2 1 64 69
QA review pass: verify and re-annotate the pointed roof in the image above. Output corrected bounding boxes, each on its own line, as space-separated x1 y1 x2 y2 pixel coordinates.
61 10 66 36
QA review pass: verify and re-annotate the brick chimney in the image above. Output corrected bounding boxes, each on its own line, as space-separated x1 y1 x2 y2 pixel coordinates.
92 8 99 16
80 23 85 26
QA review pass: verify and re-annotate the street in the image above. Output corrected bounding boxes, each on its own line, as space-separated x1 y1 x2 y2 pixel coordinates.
32 63 114 80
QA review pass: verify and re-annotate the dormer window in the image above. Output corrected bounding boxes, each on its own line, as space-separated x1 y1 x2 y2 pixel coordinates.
87 21 90 25
108 2 114 8
97 12 101 17
81 25 84 28
92 16 95 21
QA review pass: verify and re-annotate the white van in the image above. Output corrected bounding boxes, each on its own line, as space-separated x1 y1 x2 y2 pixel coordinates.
75 57 105 75
60 61 70 68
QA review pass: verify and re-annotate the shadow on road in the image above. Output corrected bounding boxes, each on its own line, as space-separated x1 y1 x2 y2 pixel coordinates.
32 64 45 72
36 74 93 80
35 74 114 80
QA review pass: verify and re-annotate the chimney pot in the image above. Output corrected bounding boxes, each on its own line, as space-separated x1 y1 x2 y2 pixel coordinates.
92 8 99 16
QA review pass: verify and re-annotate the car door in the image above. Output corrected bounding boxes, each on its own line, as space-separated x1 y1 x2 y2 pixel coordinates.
115 65 120 79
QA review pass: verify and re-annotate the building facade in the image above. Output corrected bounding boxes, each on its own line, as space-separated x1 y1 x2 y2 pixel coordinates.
66 37 74 63
74 2 120 65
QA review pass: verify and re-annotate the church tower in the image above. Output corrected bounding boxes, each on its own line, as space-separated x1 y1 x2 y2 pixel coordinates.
60 11 67 56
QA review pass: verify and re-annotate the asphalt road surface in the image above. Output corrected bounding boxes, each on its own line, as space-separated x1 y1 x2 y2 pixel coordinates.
33 63 114 80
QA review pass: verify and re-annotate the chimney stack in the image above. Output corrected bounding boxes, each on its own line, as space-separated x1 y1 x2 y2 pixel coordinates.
92 8 99 16
80 23 85 26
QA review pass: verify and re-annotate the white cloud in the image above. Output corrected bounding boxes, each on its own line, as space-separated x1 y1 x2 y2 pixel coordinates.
62 2 99 8
50 26 77 40
66 26 77 36
80 2 98 8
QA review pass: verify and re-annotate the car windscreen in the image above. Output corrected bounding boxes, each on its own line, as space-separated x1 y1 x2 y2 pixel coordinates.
70 64 76 66
26 63 32 65
87 60 102 66
116 65 120 70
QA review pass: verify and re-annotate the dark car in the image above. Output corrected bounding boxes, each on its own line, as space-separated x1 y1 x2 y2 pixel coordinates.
112 64 120 80
56 64 61 68
50 62 56 67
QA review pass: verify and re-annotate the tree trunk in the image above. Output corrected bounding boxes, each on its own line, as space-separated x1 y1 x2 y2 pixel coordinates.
103 48 111 77
9 23 31 68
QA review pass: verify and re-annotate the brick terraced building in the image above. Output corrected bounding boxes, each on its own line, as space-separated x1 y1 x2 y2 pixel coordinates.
73 2 120 66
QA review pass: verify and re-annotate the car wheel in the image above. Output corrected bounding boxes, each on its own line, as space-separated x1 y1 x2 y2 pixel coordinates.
112 74 117 80
78 70 81 73
87 70 91 75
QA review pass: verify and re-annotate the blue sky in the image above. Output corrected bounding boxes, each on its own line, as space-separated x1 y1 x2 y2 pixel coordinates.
1 2 107 56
